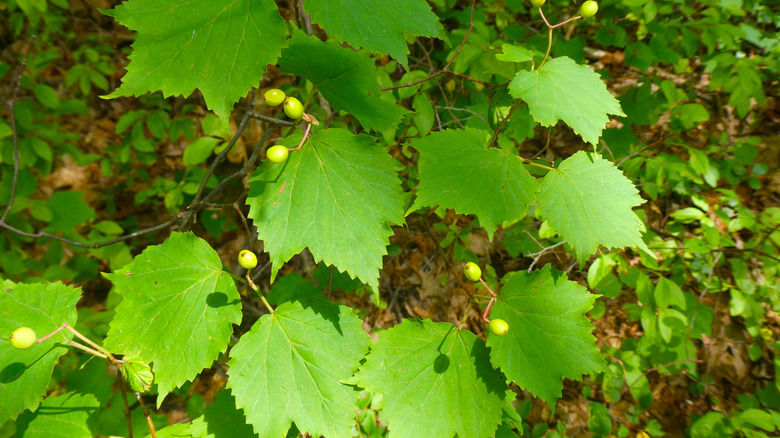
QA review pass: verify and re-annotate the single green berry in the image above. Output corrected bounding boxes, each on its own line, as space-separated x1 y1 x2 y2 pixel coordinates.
487 319 509 336
530 0 545 7
760 327 773 342
464 262 482 282
238 250 258 270
10 327 36 350
263 89 286 106
266 145 289 164
283 97 304 120
579 0 598 18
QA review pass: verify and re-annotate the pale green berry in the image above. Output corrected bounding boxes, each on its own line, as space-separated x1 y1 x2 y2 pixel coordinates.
238 250 258 270
487 319 509 336
464 262 482 282
10 327 36 350
579 0 598 18
264 89 286 106
266 145 289 163
283 97 304 120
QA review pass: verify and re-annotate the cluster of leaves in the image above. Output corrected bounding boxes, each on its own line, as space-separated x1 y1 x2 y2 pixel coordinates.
1 0 778 437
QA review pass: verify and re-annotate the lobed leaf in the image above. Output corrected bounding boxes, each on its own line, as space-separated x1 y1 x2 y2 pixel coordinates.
0 281 80 424
535 151 653 263
348 319 513 438
410 127 537 237
304 0 445 69
227 299 371 438
509 57 625 145
246 128 405 292
279 31 408 132
103 0 287 126
487 266 604 410
103 232 242 406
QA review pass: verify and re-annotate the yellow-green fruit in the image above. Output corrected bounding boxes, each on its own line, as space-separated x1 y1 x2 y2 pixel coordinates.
263 89 286 106
487 319 509 336
464 262 482 282
10 327 36 350
283 97 304 120
238 250 258 270
531 0 545 7
266 145 289 164
579 0 598 18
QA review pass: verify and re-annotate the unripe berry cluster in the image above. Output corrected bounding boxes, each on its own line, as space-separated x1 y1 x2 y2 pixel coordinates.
263 89 305 120
262 88 309 164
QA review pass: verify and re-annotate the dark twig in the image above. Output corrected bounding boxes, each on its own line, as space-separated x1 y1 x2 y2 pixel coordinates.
380 0 477 92
1 36 35 224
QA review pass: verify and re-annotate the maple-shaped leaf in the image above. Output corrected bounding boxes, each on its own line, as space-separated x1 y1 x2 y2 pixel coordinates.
535 151 653 263
409 128 537 237
103 232 242 406
347 319 513 438
103 0 287 125
509 57 625 145
246 128 405 291
227 298 371 438
0 281 80 424
487 266 603 409
279 31 407 132
304 0 445 69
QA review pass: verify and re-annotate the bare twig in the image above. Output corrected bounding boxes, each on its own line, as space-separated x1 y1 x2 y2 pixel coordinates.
1 36 35 223
380 0 477 92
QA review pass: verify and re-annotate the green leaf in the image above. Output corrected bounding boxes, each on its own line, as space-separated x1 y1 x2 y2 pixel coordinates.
509 57 625 145
305 0 445 69
102 0 287 125
736 408 776 432
412 93 435 136
120 354 154 393
155 389 257 438
12 392 99 438
496 44 535 63
103 232 242 406
410 128 537 237
536 151 653 263
246 128 405 291
348 319 513 438
669 207 705 223
45 191 96 236
227 299 371 438
0 281 81 424
487 266 604 409
655 277 686 310
278 31 407 132
183 137 220 167
32 84 60 110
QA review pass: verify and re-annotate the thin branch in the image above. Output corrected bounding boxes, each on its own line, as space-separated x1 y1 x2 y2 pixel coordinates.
0 217 181 249
380 0 476 92
1 36 35 223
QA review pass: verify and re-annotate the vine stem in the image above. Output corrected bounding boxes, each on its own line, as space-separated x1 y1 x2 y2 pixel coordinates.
487 6 584 154
35 322 156 437
535 7 581 70
37 322 117 362
246 273 274 314
1 36 34 223
479 277 498 322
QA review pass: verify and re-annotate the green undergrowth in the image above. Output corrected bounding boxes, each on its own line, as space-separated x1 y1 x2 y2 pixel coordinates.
0 0 778 437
